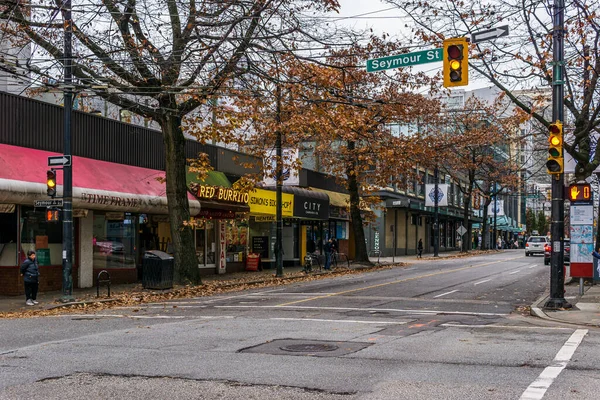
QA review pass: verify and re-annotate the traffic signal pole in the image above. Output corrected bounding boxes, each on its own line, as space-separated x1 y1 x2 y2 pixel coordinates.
544 0 570 310
61 0 74 302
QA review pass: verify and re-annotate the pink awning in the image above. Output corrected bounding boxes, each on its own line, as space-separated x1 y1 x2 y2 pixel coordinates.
0 144 200 214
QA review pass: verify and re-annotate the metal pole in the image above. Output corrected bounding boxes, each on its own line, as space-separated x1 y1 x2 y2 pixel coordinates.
275 84 283 277
61 0 74 302
434 166 439 257
545 0 570 309
494 183 497 249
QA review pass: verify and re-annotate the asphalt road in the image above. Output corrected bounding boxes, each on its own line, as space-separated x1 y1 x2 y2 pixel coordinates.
1 251 599 399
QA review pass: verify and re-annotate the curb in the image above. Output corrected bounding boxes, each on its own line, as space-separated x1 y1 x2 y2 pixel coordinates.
530 291 550 320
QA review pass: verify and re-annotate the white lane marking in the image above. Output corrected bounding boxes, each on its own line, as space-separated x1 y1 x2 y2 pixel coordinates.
56 314 234 320
441 323 572 331
216 305 508 317
434 290 458 298
271 318 408 325
519 329 588 400
509 270 521 275
474 279 491 286
248 292 339 296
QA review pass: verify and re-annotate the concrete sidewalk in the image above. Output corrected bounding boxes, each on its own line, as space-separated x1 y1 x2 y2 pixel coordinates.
531 278 600 328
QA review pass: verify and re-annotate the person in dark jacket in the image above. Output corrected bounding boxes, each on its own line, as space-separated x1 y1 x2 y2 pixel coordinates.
324 239 333 270
417 239 424 258
20 250 40 306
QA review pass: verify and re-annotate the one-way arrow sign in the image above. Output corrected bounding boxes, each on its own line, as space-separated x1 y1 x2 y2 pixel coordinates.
471 25 509 44
48 155 72 167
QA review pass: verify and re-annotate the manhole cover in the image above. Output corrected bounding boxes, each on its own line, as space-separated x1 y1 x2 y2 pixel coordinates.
280 343 339 352
240 339 371 357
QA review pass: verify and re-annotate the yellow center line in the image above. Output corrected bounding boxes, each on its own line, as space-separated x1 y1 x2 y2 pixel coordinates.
277 256 523 307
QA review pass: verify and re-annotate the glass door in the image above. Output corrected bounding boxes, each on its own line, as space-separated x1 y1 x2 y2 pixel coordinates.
195 220 216 267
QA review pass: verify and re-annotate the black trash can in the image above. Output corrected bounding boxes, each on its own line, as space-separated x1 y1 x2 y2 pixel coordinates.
142 250 174 290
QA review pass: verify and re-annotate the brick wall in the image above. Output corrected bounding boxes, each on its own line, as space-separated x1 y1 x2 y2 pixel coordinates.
0 265 80 296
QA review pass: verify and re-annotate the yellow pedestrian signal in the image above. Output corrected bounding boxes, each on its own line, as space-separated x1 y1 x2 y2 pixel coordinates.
546 121 563 174
443 38 469 87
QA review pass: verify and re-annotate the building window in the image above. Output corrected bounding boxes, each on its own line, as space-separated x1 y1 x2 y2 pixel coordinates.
93 212 137 269
20 206 63 266
0 209 18 266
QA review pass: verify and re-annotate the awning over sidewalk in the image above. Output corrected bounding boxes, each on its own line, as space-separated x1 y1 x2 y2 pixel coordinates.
0 143 201 215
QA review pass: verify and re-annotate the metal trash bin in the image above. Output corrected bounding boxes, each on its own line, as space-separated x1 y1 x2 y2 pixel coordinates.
142 250 174 290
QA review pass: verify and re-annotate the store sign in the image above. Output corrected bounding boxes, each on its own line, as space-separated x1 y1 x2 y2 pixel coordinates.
329 206 349 220
81 192 141 208
219 222 226 273
195 209 236 219
254 216 276 223
195 185 249 204
248 189 293 216
293 194 329 220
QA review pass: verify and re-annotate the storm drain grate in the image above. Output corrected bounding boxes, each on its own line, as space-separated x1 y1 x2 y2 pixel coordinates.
280 343 339 352
240 339 371 357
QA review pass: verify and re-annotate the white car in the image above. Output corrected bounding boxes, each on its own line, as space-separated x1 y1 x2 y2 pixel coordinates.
525 236 549 256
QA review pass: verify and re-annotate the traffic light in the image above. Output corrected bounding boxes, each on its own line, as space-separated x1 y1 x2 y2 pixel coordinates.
546 121 563 174
46 170 57 197
45 208 60 222
443 38 469 87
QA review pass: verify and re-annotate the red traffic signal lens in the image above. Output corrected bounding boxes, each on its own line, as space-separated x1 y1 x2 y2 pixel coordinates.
549 124 561 134
447 45 462 59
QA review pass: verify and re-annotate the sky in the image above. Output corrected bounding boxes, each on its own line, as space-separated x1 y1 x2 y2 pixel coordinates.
327 0 493 90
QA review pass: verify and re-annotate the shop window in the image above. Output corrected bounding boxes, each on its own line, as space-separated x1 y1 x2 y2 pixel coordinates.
93 212 137 269
20 207 63 266
0 210 18 266
226 219 248 262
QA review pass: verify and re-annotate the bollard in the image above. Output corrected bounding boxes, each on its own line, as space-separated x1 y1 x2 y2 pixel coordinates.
579 277 584 297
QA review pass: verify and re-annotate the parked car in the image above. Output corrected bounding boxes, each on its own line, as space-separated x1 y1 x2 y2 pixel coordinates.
525 235 549 256
95 239 125 255
544 238 570 265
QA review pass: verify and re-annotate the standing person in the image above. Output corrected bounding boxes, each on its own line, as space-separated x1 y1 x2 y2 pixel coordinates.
20 250 40 306
417 238 423 258
324 239 333 270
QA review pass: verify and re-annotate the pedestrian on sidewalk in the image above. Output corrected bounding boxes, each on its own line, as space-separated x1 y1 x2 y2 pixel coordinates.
324 239 333 270
20 250 40 306
417 238 423 258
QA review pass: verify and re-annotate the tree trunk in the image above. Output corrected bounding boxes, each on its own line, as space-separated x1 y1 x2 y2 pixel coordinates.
162 114 200 284
346 141 370 263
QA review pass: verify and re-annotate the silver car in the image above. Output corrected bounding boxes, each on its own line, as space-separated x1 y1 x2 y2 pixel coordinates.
525 236 549 256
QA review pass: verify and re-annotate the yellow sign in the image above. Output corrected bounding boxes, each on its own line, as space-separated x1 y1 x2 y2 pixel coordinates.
248 189 293 216
195 185 249 204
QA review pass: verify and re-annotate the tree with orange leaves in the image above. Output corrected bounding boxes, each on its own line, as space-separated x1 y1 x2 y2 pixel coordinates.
237 37 440 262
0 0 342 284
421 96 527 251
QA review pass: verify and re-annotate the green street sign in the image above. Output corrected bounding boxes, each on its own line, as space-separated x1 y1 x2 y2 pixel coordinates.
367 48 442 72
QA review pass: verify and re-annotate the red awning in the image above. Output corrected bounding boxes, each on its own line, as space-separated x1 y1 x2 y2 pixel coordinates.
0 144 200 214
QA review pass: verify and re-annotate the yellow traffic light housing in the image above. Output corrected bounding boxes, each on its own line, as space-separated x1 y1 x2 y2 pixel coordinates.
46 170 57 197
546 121 563 174
443 38 469 87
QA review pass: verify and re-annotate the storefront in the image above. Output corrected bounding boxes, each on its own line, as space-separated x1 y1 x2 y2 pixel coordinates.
187 174 250 274
309 188 351 256
0 144 202 295
247 188 294 268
